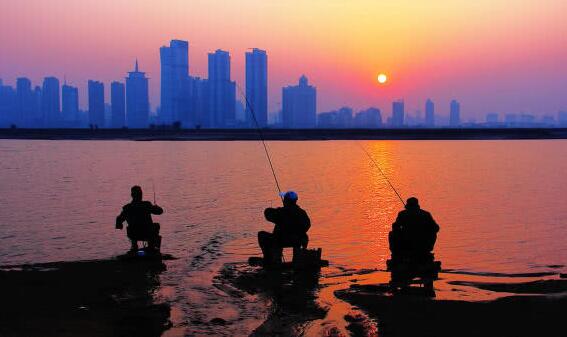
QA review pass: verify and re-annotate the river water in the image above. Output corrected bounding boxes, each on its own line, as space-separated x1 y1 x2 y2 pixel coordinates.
1 140 566 335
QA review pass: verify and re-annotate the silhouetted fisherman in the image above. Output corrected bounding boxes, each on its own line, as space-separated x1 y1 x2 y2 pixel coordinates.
389 197 439 261
258 191 311 265
116 185 164 252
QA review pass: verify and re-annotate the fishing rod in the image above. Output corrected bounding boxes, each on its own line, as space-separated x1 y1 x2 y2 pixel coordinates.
234 82 283 200
357 143 406 207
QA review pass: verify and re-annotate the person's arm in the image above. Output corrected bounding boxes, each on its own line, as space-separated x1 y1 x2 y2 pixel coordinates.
115 209 126 229
264 208 279 223
392 212 403 232
150 204 164 215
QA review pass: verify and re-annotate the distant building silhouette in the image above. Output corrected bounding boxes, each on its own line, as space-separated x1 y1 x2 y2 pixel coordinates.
188 77 209 128
558 111 567 126
62 83 79 123
486 113 499 125
282 75 317 128
16 77 33 125
208 49 236 128
245 48 268 127
425 99 435 127
160 40 189 124
354 108 382 128
111 82 126 128
450 99 461 127
0 79 17 126
126 60 150 128
42 77 60 127
392 100 404 127
88 80 104 128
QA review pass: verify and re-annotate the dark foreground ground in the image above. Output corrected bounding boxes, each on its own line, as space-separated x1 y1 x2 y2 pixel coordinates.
1 127 567 141
2 259 567 337
335 278 567 337
0 258 171 337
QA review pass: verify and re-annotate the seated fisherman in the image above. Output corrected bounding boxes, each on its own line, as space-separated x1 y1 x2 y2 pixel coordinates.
389 197 439 261
258 191 311 265
116 185 164 252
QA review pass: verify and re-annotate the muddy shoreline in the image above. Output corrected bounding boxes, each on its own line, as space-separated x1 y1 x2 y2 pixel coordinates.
0 258 171 337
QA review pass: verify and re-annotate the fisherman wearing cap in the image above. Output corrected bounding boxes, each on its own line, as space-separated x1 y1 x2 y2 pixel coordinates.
258 191 311 265
389 197 439 261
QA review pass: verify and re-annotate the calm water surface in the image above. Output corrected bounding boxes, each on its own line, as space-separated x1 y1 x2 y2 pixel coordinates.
1 139 566 335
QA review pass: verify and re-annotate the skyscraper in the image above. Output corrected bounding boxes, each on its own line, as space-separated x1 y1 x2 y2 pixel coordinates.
425 98 435 127
160 40 189 124
0 80 17 126
41 77 60 127
16 77 33 125
450 99 461 127
88 80 104 127
111 82 125 128
245 48 268 127
208 49 236 127
126 60 150 128
392 100 405 127
282 75 317 128
62 83 79 122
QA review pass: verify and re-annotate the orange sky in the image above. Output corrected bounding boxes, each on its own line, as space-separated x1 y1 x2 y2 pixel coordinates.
1 0 566 120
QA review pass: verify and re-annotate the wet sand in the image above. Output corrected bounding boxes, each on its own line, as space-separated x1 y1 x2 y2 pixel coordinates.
0 257 171 337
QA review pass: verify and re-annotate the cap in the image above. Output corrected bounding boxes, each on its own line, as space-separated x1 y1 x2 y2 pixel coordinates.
279 190 298 201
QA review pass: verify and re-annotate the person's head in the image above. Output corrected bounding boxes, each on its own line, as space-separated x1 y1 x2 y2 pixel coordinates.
405 197 420 210
280 191 299 207
131 185 143 201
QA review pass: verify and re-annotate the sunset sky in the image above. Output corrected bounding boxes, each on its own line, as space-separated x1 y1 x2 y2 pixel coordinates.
1 0 566 120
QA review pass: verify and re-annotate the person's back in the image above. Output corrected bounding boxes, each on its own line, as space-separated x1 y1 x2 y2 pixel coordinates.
116 186 164 251
390 197 439 258
265 202 310 247
258 191 311 265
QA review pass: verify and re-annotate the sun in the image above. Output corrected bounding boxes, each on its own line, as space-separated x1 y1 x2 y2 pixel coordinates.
377 73 388 84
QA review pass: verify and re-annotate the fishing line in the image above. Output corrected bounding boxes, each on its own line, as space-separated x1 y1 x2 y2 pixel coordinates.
356 142 406 207
234 82 283 199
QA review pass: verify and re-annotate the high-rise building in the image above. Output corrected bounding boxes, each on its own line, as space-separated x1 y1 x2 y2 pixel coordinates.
391 100 404 127
282 75 317 128
425 98 435 127
41 77 60 127
208 49 236 127
62 83 79 122
0 80 17 126
245 48 268 127
88 80 105 127
189 77 209 128
160 40 189 124
126 60 150 128
450 99 461 127
111 82 126 128
354 108 382 128
16 77 33 125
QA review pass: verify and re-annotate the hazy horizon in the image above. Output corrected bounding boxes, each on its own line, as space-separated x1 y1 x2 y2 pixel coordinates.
1 0 567 120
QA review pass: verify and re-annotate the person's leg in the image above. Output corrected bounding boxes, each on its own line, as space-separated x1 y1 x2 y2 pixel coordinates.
258 231 274 263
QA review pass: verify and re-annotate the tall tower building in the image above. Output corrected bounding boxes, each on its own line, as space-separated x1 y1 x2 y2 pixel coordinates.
245 48 268 127
111 82 126 128
282 75 317 128
41 77 60 127
450 99 461 127
392 100 405 127
160 40 189 124
16 77 33 125
208 49 236 127
425 98 435 127
88 80 105 127
62 83 79 122
126 60 150 128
